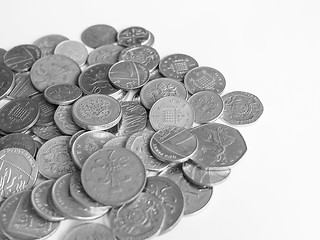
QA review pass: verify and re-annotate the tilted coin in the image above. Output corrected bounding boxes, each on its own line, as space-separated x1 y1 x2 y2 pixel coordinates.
149 96 194 131
0 64 14 99
145 30 155 47
150 126 198 163
7 72 39 99
81 24 118 48
81 147 146 206
30 54 81 92
31 93 57 126
54 105 82 135
72 94 122 130
31 124 62 140
36 136 78 179
62 223 116 240
87 44 125 66
221 91 264 125
159 53 198 81
109 60 150 90
187 90 224 124
109 192 165 240
54 40 88 66
0 148 38 199
0 97 39 133
103 135 128 148
71 130 115 168
190 123 247 169
0 133 36 157
184 66 226 94
33 34 69 56
68 129 86 149
117 26 150 47
44 84 82 105
144 176 184 234
149 68 163 81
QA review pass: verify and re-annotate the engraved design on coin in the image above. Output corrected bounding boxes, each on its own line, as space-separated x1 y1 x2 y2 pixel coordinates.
54 105 81 135
87 44 125 65
117 26 150 47
33 34 69 56
7 72 39 99
79 98 110 119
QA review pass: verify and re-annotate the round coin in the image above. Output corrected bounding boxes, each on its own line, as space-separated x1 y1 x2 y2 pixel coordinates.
81 24 118 48
7 72 39 99
31 93 56 126
87 44 125 66
0 48 6 62
0 133 36 157
62 223 116 240
44 84 82 105
33 34 69 56
103 135 128 148
54 40 88 66
31 124 62 140
0 64 14 99
54 105 82 135
81 147 146 206
68 129 86 148
117 26 150 47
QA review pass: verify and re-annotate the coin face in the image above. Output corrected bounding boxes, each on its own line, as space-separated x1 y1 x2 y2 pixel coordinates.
87 44 124 65
68 129 86 148
0 133 36 157
117 26 150 47
103 135 128 148
31 124 62 140
30 54 81 92
62 223 116 240
54 105 82 135
81 147 146 206
0 64 14 99
149 96 194 131
31 93 56 126
81 24 118 48
109 192 165 240
221 91 264 125
190 123 247 169
33 34 69 56
7 72 39 99
72 94 122 130
44 84 82 105
54 40 88 66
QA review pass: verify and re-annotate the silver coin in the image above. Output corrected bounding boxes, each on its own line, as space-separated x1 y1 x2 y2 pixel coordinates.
33 34 69 56
87 44 124 66
62 223 116 240
54 40 88 67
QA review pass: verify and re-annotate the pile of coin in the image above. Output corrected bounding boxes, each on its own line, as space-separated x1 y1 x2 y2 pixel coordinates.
0 24 264 239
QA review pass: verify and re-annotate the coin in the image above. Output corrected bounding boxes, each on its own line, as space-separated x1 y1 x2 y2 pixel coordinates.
3 44 41 72
117 26 150 47
81 24 118 48
62 223 116 240
109 60 150 90
44 84 82 105
103 135 128 148
36 136 78 179
109 192 165 240
159 53 198 81
144 176 184 234
184 66 226 94
140 77 188 109
81 147 146 206
87 44 124 65
187 90 224 124
31 124 62 140
54 40 88 66
149 68 163 81
0 64 14 99
0 48 6 62
7 72 39 99
71 130 115 168
30 54 81 92
0 97 39 133
68 129 86 149
149 96 194 131
54 105 82 135
33 34 69 56
0 133 36 157
190 123 247 169
221 91 264 125
72 94 122 130
31 93 56 126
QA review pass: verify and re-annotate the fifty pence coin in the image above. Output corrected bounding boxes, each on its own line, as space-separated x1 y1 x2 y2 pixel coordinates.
54 105 82 135
117 26 150 47
87 44 125 66
33 34 69 56
0 64 14 99
0 133 36 157
54 40 88 67
62 223 116 240
7 72 39 99
31 93 56 126
81 24 118 48
44 84 82 105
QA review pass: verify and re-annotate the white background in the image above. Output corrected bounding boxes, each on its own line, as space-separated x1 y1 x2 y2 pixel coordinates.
0 0 319 239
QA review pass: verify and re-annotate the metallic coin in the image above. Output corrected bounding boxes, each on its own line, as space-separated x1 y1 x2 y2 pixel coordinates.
62 223 116 240
118 101 147 136
54 105 82 135
221 91 264 125
145 30 155 47
103 135 128 148
140 78 188 109
68 129 86 149
0 148 38 199
109 60 150 90
0 133 36 157
159 164 213 215
0 64 14 99
30 54 81 92
119 45 160 72
81 147 146 206
72 94 122 130
52 173 108 220
36 136 78 179
71 130 115 168
54 40 88 67
190 123 247 169
149 96 194 131
187 90 224 124
0 190 59 240
159 53 198 81
0 97 39 133
149 68 163 81
33 34 69 56
87 44 125 66
0 48 6 62
184 66 226 94
34 139 42 155
117 26 150 47
109 192 165 240
31 124 62 140
7 72 39 99
31 180 65 221
3 44 41 72
31 93 56 126
81 24 118 48
44 84 82 105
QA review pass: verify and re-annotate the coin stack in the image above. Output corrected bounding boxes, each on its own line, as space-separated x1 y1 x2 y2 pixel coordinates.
0 24 264 240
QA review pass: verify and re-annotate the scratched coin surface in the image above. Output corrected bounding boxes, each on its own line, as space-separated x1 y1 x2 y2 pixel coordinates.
54 105 82 135
144 176 184 234
7 72 39 99
0 97 39 133
31 93 56 126
31 124 62 140
0 133 36 157
33 34 69 56
0 64 14 99
149 96 194 131
109 192 165 240
187 90 224 124
109 60 150 90
221 91 264 125
117 26 150 47
36 136 78 179
44 84 82 105
190 123 247 169
71 130 115 168
81 24 118 48
62 223 116 240
159 53 198 81
184 66 226 94
54 40 88 66
81 147 146 206
30 54 81 92
87 44 125 65
72 94 122 130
